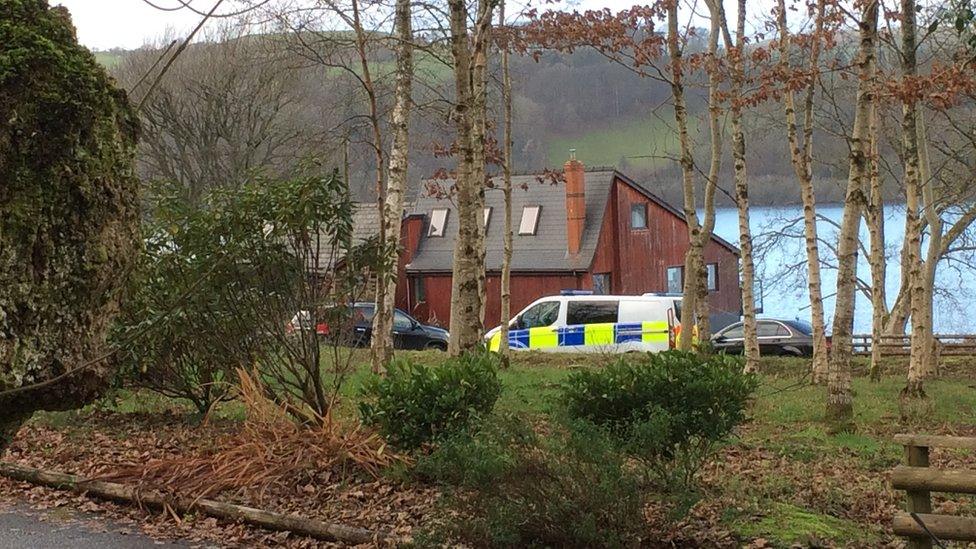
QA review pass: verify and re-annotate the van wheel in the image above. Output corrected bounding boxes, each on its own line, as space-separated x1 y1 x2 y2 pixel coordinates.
427 342 448 352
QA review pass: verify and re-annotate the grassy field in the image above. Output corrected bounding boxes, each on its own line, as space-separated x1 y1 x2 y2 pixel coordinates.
547 115 697 172
28 350 976 546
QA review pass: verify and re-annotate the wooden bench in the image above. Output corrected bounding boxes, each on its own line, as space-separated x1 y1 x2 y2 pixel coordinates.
891 434 976 548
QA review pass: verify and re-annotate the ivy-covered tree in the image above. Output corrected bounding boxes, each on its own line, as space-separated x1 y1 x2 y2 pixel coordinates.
0 0 140 447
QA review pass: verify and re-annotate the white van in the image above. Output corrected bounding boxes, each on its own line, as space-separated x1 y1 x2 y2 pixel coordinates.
485 292 685 353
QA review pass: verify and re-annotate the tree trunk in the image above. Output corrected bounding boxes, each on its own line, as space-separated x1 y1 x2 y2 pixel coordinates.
470 0 491 328
668 3 702 350
865 90 887 381
370 0 413 370
900 0 927 399
348 0 388 373
498 0 514 359
717 0 758 371
693 1 723 344
0 462 398 545
826 0 878 432
917 114 940 378
778 0 829 383
1 2 141 450
446 0 492 354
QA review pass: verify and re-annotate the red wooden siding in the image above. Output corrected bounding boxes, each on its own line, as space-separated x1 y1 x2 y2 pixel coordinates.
600 179 741 320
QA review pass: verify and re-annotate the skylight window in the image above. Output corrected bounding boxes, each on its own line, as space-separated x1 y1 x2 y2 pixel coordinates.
429 208 448 237
483 207 492 229
519 205 541 235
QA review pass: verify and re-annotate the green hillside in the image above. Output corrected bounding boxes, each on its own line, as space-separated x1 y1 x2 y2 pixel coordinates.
94 51 122 68
547 115 696 171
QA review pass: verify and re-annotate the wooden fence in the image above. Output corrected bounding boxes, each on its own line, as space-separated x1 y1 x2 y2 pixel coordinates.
852 334 976 357
891 434 976 548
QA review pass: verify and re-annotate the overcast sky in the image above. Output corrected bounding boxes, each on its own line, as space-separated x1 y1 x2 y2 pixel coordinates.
53 0 646 50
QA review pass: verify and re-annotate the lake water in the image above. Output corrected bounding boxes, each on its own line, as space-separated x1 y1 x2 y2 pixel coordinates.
710 204 976 334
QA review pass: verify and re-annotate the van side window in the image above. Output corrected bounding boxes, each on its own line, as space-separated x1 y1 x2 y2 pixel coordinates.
567 301 619 325
520 301 560 329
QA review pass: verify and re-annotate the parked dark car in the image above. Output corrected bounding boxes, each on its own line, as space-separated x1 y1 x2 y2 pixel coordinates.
711 318 814 357
290 303 449 351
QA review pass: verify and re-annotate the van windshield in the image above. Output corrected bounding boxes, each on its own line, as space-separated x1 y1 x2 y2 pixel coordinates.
673 300 682 323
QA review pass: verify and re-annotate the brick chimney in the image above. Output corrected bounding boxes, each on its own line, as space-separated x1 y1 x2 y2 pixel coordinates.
564 150 585 256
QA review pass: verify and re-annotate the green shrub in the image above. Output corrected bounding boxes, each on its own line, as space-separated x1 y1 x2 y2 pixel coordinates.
358 350 501 449
415 415 645 548
561 350 758 488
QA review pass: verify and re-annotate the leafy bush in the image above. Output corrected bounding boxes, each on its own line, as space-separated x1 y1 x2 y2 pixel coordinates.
359 350 502 449
414 415 645 548
561 351 758 487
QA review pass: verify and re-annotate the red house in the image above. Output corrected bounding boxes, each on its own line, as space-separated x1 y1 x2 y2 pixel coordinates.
393 158 742 330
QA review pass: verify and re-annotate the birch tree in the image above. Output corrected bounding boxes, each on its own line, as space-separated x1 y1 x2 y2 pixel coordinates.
716 0 759 371
777 0 831 383
865 98 887 380
826 0 879 431
667 1 720 349
447 0 494 353
498 0 515 358
370 0 414 370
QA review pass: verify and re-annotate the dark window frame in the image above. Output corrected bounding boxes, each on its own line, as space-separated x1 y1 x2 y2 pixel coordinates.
412 277 426 303
706 262 719 292
630 203 648 230
519 205 542 236
592 273 611 295
666 265 684 294
428 208 449 237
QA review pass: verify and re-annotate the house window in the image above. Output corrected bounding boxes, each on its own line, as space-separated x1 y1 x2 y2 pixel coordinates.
567 301 619 325
483 207 492 229
706 263 719 292
412 277 426 303
666 266 684 294
630 203 647 229
428 208 448 237
519 205 541 235
592 273 611 295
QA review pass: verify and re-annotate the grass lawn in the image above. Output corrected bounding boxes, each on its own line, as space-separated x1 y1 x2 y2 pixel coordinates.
26 350 976 547
547 115 697 171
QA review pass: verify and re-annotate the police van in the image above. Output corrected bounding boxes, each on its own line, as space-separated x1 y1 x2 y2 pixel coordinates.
485 291 685 353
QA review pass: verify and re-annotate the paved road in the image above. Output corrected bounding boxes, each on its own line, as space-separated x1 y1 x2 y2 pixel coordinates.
0 506 188 548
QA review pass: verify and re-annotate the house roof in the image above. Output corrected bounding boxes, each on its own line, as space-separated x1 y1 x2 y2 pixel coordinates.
405 169 739 274
407 170 617 273
310 202 386 271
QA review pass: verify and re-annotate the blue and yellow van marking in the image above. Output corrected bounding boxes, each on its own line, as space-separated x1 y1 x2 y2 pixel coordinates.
488 321 671 351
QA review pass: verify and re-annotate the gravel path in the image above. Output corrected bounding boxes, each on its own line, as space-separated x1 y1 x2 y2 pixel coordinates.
0 505 190 548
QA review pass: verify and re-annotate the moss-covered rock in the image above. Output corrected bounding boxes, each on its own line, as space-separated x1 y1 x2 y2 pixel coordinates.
0 0 140 445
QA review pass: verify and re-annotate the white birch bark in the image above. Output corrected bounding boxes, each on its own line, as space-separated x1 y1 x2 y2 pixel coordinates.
778 0 829 383
718 0 758 372
826 0 878 431
370 0 413 370
498 0 514 358
667 4 700 351
900 0 927 398
865 99 887 380
446 0 492 354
